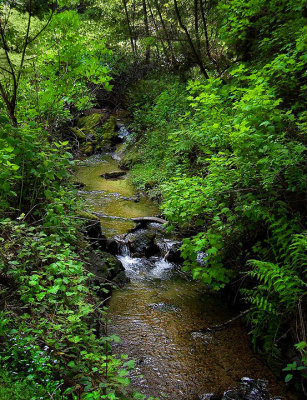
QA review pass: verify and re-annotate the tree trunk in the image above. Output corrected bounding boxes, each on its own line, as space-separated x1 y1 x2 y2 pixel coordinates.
199 0 220 74
173 0 209 78
154 0 177 66
142 0 151 62
122 0 137 57
194 0 201 57
147 0 171 64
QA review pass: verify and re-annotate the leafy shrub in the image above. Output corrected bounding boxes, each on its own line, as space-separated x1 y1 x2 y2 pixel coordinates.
127 65 306 373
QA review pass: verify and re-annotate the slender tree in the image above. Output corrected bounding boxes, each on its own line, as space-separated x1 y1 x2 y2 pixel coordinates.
142 0 150 62
199 0 220 73
173 0 209 78
153 0 177 66
122 0 137 57
147 0 171 64
0 0 55 126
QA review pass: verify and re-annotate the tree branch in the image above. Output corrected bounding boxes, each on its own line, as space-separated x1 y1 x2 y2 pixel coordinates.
27 8 55 46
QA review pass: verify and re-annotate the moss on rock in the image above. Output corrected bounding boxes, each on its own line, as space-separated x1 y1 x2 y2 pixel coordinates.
119 148 141 170
70 112 120 155
96 116 118 149
77 113 102 133
70 127 87 140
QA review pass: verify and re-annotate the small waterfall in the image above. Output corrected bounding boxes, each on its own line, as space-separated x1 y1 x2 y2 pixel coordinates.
118 125 131 140
118 240 130 257
115 233 177 280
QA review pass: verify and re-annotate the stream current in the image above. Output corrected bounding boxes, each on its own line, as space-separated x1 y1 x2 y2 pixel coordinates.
74 152 291 400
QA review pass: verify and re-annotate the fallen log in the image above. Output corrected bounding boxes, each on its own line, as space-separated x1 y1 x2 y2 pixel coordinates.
91 213 167 225
92 212 131 221
131 216 168 225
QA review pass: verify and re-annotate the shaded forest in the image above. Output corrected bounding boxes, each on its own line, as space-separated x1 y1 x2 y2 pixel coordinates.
0 0 306 399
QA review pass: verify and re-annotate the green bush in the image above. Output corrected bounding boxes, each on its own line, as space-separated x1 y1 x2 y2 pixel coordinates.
127 66 306 372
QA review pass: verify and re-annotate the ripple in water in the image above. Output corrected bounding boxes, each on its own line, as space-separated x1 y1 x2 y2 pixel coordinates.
108 252 289 400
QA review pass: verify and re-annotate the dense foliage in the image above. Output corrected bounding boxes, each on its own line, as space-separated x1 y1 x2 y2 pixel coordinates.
122 0 307 392
0 2 136 399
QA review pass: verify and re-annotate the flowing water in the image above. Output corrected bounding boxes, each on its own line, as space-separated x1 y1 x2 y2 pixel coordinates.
74 151 292 400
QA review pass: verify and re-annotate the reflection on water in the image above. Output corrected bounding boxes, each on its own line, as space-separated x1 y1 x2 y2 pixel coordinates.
74 154 159 236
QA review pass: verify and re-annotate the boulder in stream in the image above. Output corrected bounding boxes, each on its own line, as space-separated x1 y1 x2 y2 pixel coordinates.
88 250 129 292
125 229 160 257
78 211 107 250
198 377 280 400
165 241 184 264
101 171 127 180
222 377 273 400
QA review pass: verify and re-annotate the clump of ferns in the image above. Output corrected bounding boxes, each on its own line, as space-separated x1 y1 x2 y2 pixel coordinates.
242 232 307 360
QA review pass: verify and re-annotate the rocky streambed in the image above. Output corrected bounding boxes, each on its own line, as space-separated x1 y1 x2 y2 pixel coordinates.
73 116 293 400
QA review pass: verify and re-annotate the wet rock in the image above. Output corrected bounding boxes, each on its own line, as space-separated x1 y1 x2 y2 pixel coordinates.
78 211 107 250
191 332 213 345
73 181 85 190
82 144 93 155
165 242 184 264
222 377 275 400
197 378 279 400
96 116 121 149
125 229 160 258
105 238 119 255
70 126 87 140
131 216 168 225
198 394 216 400
148 302 180 312
118 148 141 170
88 250 129 293
101 171 127 179
70 113 121 155
145 180 159 190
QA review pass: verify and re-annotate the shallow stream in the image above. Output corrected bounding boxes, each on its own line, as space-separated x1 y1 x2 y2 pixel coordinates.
74 152 291 400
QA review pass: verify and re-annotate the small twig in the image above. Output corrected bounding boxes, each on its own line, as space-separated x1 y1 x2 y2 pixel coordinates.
93 296 111 311
197 307 253 333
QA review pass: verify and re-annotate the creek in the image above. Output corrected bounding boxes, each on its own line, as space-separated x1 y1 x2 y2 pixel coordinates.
74 141 290 400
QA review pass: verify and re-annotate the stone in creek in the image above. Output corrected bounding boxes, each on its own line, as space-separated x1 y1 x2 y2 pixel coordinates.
165 241 184 264
105 238 119 255
198 395 216 400
221 377 275 400
78 211 107 250
125 229 160 258
191 332 213 345
101 171 127 180
148 302 180 312
88 250 129 293
198 377 278 400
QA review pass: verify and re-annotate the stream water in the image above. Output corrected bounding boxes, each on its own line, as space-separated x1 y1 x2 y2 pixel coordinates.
74 151 291 400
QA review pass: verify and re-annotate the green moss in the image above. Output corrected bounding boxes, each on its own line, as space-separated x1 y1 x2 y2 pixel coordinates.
69 127 87 140
119 147 141 170
77 210 100 221
77 113 102 131
97 116 117 148
83 144 93 155
71 113 119 153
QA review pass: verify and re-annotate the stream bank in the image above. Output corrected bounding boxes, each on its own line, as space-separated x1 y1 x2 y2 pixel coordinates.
72 111 293 400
